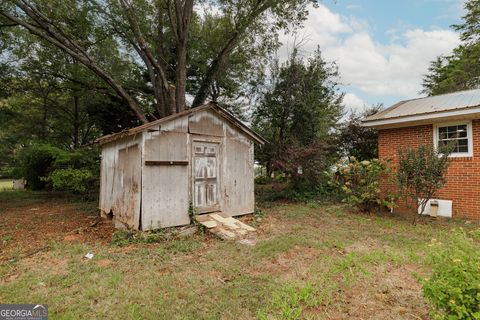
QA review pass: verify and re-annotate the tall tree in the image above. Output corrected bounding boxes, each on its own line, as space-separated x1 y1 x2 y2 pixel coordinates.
337 105 382 160
452 0 480 44
422 0 480 95
1 0 316 122
188 9 272 110
253 48 343 188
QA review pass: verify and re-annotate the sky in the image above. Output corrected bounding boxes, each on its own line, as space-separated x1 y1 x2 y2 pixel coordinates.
279 0 466 112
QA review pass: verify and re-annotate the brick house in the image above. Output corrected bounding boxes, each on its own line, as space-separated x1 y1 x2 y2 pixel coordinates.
363 89 480 220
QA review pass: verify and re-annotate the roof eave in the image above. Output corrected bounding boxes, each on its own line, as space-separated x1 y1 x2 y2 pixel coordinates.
209 104 267 145
94 104 213 145
361 106 480 129
92 102 267 146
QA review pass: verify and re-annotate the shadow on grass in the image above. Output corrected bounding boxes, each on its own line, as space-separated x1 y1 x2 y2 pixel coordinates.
0 190 98 213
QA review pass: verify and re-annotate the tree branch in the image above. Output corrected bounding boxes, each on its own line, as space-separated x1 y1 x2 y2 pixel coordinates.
0 2 148 123
173 0 193 112
110 21 166 117
192 1 271 107
118 0 171 95
0 22 19 28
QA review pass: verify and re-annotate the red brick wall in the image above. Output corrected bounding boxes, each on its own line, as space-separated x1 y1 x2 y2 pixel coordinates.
378 120 480 220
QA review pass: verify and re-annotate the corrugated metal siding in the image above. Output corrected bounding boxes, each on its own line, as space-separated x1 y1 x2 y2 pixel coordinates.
366 89 480 121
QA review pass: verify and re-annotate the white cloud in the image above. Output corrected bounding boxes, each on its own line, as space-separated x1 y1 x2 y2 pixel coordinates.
280 4 461 102
278 4 354 60
326 28 460 97
343 93 367 111
308 5 352 34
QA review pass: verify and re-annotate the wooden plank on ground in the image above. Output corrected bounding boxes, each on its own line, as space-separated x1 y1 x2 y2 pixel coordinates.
195 213 256 240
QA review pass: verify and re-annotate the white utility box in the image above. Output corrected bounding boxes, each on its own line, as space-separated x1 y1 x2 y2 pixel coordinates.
418 199 452 218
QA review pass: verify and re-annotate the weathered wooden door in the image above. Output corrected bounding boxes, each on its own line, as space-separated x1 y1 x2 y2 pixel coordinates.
193 141 220 213
115 144 141 229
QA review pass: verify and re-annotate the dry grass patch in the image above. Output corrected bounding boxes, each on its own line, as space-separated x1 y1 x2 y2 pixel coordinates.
1 191 479 319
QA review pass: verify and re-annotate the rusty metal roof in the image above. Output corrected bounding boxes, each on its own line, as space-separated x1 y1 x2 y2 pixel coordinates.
94 102 266 145
364 89 480 122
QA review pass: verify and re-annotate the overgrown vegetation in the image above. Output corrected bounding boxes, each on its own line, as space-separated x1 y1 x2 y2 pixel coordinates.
336 105 382 160
13 144 99 196
3 190 480 319
45 168 93 194
397 145 451 216
332 157 395 212
253 48 343 194
112 228 202 257
422 229 480 319
111 229 168 247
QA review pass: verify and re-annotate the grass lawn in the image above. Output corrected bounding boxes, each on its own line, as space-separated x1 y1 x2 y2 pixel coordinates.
1 190 479 319
0 179 12 190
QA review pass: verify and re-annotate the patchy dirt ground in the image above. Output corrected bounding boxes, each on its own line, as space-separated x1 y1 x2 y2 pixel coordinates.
0 193 114 261
1 191 475 319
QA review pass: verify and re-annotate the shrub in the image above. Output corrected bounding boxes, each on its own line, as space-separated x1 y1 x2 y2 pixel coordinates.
332 157 395 212
45 168 93 193
337 104 382 160
13 144 63 190
422 230 480 319
255 175 272 185
397 144 451 215
13 143 99 195
277 140 332 192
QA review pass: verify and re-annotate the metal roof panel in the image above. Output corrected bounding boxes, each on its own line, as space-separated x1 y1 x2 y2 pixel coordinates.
365 89 480 122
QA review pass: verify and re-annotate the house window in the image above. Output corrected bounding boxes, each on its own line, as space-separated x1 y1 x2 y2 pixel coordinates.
434 122 473 157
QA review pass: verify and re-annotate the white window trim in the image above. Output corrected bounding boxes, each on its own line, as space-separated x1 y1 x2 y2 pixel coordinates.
433 121 473 158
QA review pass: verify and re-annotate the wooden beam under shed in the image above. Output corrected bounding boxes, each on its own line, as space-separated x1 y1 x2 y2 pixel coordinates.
145 160 189 166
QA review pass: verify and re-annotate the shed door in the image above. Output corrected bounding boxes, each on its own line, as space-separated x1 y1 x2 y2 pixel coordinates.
193 141 220 213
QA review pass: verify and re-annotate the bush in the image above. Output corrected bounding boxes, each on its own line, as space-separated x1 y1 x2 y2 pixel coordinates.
332 157 395 212
13 143 99 194
255 175 272 185
422 229 480 319
45 168 93 193
13 144 63 190
278 140 332 192
397 144 451 215
337 104 382 160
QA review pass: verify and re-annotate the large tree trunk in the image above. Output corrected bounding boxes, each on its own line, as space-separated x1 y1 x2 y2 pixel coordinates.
118 0 175 119
174 0 193 112
169 85 177 115
175 44 187 112
41 92 49 140
73 92 80 149
155 7 169 117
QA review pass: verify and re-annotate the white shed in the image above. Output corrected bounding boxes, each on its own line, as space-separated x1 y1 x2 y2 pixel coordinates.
95 103 265 230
